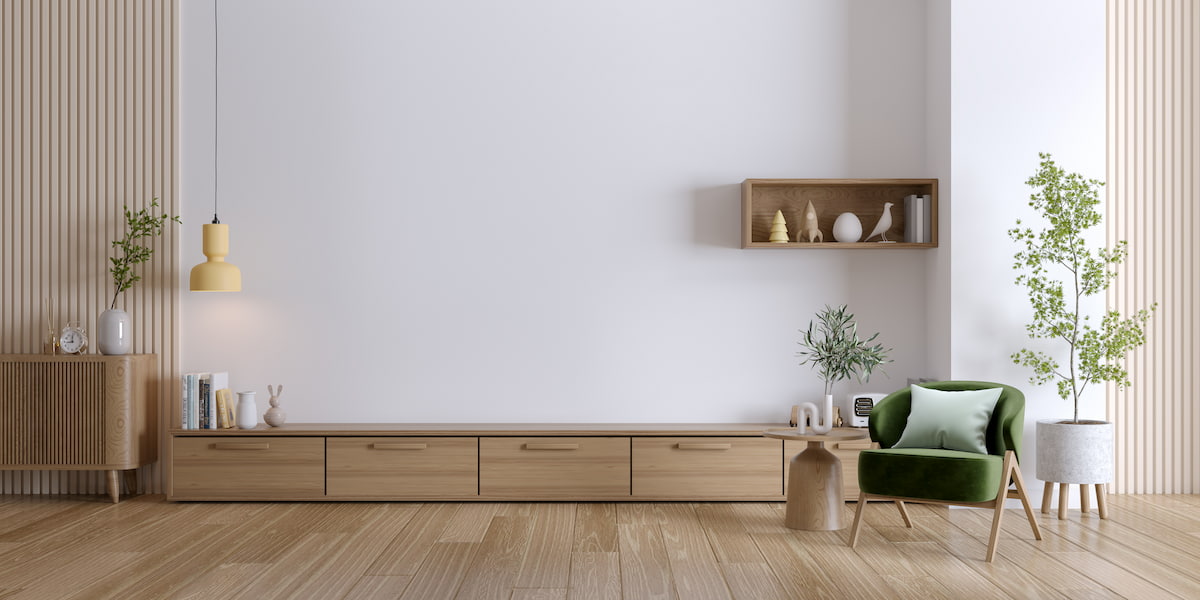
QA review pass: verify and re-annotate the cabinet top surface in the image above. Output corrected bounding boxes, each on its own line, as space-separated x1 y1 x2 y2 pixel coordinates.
0 354 157 361
172 423 790 437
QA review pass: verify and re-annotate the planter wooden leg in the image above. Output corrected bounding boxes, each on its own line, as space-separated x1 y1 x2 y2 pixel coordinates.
1058 483 1069 519
1096 483 1109 519
1080 484 1091 514
1041 481 1053 514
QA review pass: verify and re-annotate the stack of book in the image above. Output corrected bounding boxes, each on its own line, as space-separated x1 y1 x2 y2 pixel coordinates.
181 372 235 429
904 194 932 243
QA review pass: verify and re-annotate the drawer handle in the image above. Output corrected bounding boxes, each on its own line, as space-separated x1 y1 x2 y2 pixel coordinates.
524 443 579 451
213 442 270 451
677 443 732 450
837 441 874 450
372 442 428 451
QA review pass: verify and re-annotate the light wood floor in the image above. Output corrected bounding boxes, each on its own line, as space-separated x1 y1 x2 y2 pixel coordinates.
0 495 1197 599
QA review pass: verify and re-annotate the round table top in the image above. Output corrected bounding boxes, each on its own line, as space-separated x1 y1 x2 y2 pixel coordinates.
762 427 870 443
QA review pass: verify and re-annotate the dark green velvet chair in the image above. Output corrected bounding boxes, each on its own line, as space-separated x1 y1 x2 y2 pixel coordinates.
847 381 1042 562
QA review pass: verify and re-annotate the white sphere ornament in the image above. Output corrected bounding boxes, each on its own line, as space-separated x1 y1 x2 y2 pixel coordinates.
832 212 863 243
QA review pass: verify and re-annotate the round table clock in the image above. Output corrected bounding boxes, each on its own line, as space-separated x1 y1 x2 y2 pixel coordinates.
59 322 88 354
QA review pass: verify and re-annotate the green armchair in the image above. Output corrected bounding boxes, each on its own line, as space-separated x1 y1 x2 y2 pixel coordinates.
847 381 1042 562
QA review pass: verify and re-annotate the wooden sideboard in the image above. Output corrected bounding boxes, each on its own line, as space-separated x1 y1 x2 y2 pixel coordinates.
0 354 158 502
168 423 871 502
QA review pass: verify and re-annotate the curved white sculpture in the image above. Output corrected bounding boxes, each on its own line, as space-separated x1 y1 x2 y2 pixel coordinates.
795 394 835 434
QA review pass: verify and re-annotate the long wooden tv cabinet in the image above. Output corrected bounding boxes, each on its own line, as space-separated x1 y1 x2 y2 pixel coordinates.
168 423 873 502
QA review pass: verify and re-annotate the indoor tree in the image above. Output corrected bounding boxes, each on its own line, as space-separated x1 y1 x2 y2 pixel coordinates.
1008 153 1155 423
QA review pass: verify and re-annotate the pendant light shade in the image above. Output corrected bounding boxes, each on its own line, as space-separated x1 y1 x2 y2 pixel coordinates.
190 0 241 292
190 223 241 291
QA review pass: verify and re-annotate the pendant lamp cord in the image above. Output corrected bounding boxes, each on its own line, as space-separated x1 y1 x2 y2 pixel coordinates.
212 0 221 225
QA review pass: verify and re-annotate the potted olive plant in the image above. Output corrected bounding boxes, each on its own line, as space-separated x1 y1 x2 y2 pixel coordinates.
795 304 891 433
1009 153 1155 492
100 199 180 355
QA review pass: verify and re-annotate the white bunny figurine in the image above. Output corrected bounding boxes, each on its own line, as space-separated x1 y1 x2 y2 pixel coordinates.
263 384 286 427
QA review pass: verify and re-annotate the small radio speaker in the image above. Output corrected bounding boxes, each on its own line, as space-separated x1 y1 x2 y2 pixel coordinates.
842 393 887 427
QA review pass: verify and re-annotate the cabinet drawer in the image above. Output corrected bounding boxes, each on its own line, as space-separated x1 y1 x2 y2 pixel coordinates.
171 437 324 500
327 437 478 497
785 437 874 500
479 437 630 498
632 437 781 498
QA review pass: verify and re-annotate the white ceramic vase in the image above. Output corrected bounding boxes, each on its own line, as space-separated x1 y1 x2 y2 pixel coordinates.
236 391 258 429
1036 419 1114 484
97 309 131 355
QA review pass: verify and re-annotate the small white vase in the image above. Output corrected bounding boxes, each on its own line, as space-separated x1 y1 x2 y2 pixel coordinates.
832 212 863 243
97 309 132 355
236 391 258 429
1036 419 1114 484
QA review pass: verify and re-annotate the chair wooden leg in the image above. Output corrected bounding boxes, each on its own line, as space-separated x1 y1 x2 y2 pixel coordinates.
1096 483 1109 519
895 501 912 528
1009 458 1042 541
985 451 1016 562
1080 484 1091 514
1041 481 1053 514
848 491 868 548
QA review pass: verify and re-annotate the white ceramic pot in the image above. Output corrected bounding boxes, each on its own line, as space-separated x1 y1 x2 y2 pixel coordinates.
832 212 863 243
1036 419 1114 484
236 391 258 429
97 309 131 355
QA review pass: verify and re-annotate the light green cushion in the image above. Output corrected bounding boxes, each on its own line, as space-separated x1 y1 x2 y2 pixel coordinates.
892 385 1002 454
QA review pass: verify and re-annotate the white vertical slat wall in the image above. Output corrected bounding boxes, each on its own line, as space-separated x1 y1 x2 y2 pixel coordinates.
1107 0 1199 494
1 0 178 495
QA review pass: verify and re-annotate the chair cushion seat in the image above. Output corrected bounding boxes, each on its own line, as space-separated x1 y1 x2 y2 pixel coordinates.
858 448 1004 503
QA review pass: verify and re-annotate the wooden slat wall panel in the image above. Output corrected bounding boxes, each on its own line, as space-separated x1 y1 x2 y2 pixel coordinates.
0 0 178 495
1107 0 1200 493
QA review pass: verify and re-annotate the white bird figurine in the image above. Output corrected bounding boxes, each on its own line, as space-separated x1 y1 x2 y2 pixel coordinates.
865 202 895 242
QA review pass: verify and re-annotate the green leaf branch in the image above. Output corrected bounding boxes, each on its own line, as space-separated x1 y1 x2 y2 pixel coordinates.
1008 153 1156 422
109 199 181 310
797 304 892 397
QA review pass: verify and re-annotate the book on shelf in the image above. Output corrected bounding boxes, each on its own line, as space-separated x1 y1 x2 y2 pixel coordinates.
180 371 232 429
904 194 931 243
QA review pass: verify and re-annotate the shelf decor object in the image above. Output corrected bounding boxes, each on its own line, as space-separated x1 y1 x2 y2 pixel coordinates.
799 200 821 242
190 0 242 292
832 212 862 243
769 210 789 242
0 354 158 503
742 179 938 248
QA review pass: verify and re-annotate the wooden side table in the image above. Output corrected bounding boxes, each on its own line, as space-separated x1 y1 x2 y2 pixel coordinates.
764 428 869 530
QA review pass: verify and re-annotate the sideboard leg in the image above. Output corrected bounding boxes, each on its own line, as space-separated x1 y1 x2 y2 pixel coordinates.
106 470 120 503
122 469 138 497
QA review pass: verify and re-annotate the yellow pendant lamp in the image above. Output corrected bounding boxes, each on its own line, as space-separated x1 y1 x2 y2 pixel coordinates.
190 0 241 292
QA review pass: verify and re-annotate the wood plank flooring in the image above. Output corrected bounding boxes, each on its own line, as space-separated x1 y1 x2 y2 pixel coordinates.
0 495 1196 599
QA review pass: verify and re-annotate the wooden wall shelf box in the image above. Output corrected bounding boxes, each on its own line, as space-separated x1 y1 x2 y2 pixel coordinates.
0 354 158 502
742 178 939 248
168 423 871 502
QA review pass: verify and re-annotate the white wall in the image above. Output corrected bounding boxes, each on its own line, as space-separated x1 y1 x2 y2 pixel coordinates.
180 0 933 423
944 0 1106 506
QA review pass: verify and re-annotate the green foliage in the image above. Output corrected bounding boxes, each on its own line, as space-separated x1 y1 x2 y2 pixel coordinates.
109 199 181 310
1008 153 1156 422
797 304 892 396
